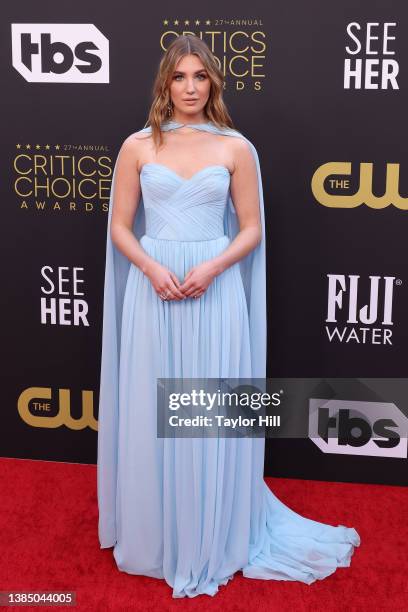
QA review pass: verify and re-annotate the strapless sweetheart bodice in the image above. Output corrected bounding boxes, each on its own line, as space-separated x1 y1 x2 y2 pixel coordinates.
140 162 231 241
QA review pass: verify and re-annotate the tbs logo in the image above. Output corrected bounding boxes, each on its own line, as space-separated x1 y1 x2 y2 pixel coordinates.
11 24 109 83
309 399 408 458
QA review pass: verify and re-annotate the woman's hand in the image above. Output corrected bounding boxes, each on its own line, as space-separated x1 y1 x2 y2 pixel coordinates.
179 261 219 299
146 261 186 301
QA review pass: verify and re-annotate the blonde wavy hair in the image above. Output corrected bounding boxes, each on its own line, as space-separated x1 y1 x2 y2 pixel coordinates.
144 34 235 148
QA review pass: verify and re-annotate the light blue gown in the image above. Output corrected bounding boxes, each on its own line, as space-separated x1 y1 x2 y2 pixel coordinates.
97 120 361 598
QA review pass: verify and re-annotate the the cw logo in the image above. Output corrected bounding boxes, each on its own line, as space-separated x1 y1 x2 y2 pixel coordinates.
18 387 97 430
311 162 407 209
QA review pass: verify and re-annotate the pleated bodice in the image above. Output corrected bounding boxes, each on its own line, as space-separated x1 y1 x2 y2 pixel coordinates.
140 162 231 241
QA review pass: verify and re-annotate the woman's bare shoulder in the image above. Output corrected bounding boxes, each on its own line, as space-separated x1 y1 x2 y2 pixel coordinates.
117 130 151 166
229 134 251 150
225 135 255 173
121 129 151 149
216 129 251 152
127 128 152 141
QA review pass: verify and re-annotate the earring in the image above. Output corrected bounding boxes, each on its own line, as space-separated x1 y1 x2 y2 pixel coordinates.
166 101 173 117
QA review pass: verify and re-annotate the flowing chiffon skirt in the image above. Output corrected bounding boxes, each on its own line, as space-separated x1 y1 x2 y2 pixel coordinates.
111 233 360 598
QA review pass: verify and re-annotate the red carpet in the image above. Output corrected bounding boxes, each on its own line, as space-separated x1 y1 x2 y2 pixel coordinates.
0 457 406 611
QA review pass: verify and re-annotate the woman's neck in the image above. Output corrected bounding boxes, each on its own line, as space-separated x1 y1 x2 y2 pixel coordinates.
170 113 208 125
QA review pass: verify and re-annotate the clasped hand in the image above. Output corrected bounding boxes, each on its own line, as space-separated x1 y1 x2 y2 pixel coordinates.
148 260 217 301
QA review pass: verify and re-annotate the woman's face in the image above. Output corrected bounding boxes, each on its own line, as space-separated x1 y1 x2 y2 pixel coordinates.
169 54 211 117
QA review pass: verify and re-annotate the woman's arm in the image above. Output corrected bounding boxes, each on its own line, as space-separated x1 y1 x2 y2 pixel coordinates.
110 134 185 300
212 137 262 275
110 134 155 275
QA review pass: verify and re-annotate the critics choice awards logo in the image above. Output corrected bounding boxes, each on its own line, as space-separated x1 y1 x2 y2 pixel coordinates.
160 17 266 91
13 143 112 214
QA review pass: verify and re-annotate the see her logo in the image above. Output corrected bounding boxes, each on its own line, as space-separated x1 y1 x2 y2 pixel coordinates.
344 22 399 89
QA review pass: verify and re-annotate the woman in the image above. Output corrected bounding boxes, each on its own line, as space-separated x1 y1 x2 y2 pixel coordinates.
97 34 361 598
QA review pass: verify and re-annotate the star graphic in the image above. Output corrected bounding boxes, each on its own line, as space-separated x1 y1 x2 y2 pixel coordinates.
25 144 31 149
16 144 21 149
174 19 179 25
195 19 200 25
163 19 168 25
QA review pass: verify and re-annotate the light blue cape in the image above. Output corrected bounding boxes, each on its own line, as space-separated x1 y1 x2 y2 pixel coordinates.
97 120 267 547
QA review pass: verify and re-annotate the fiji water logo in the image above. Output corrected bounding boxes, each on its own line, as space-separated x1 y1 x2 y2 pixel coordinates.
325 274 401 345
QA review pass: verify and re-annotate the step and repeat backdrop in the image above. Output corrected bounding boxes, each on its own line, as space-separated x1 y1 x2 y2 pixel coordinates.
1 1 407 485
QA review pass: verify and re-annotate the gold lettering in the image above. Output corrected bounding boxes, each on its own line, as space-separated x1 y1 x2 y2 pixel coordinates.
311 161 408 209
18 387 98 430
